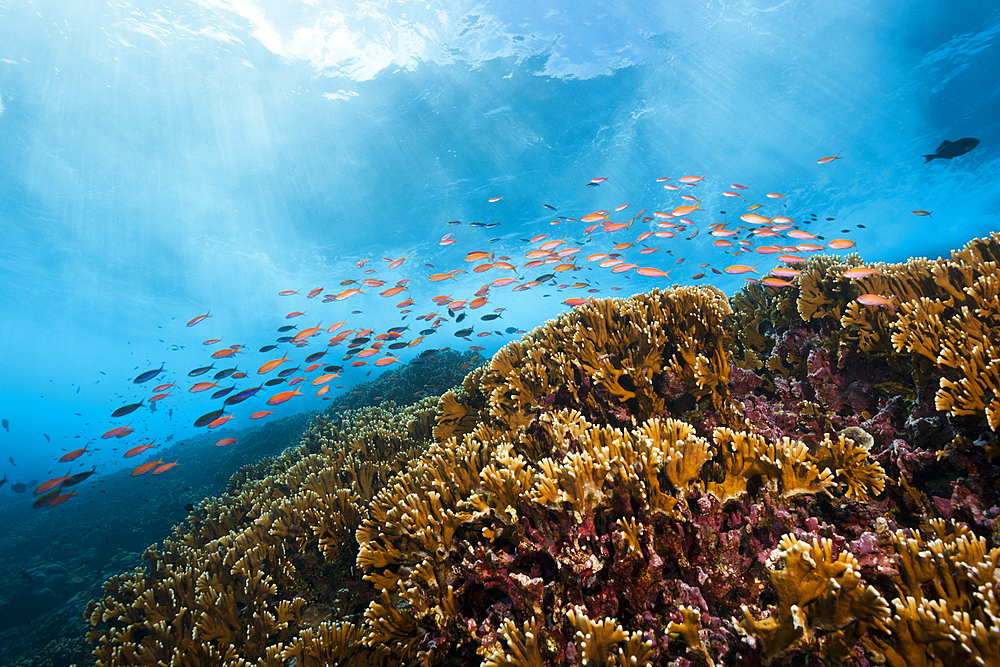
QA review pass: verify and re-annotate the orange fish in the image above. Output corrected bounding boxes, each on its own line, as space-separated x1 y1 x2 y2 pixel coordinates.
786 230 817 240
827 239 856 250
842 267 883 279
469 296 488 309
766 193 785 199
740 213 771 225
292 323 325 343
678 175 704 184
912 210 932 216
286 311 306 318
44 490 78 507
186 311 210 327
611 263 637 274
267 388 304 405
488 196 502 202
375 356 399 367
131 458 164 476
612 242 633 250
563 298 589 306
428 273 457 282
312 373 340 385
761 277 793 287
857 294 897 311
258 353 290 375
335 288 363 300
770 267 802 278
777 255 807 264
278 290 299 296
466 251 494 262
152 461 179 475
34 470 73 495
724 264 759 274
387 256 406 269
102 424 132 439
59 445 89 462
351 360 368 367
189 382 219 393
124 441 157 458
208 415 235 428
380 286 406 297
671 203 702 217
817 153 841 164
211 348 238 359
581 212 608 223
216 438 237 447
249 410 273 420
636 267 670 278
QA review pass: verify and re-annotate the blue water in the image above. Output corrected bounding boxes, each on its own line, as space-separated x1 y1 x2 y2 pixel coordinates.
0 0 996 570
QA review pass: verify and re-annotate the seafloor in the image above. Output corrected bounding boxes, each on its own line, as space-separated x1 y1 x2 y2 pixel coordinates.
11 233 1000 666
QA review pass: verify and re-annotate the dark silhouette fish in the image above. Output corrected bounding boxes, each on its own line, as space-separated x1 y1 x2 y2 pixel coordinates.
10 480 31 494
112 401 144 418
134 365 165 384
1 418 7 431
189 364 214 377
194 409 225 427
924 137 979 162
224 384 265 406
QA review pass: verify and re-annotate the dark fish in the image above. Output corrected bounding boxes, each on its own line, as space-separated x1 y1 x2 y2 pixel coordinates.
7 456 14 464
43 433 50 443
924 137 979 162
194 409 225 427
419 349 437 358
388 326 408 333
485 222 500 229
455 328 474 338
388 342 409 350
544 204 557 210
535 274 555 282
305 351 327 363
470 222 486 227
489 237 501 243
259 345 278 353
264 378 286 387
2 418 8 431
277 325 297 332
224 384 265 406
133 365 165 384
215 367 238 379
586 182 599 187
62 466 97 487
189 365 214 377
112 402 144 418
456 312 466 323
447 220 462 225
448 309 455 317
212 387 236 399
32 489 60 509
481 314 500 321
350 337 370 346
10 481 28 494
506 327 517 334
277 366 300 378
420 329 436 336
324 365 344 373
276 336 293 343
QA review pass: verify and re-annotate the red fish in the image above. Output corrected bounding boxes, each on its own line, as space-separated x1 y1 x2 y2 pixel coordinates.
102 424 132 439
216 438 237 447
152 461 179 475
131 458 163 476
34 470 73 495
59 444 89 462
186 311 210 327
267 388 304 405
124 441 157 458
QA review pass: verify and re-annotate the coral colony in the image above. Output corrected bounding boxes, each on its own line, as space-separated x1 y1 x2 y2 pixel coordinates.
87 232 1000 665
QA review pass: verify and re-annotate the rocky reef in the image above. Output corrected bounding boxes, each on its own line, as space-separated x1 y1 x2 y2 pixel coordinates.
84 232 1000 666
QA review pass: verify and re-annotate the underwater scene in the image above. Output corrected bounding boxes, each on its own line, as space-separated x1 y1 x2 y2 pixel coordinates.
0 0 998 665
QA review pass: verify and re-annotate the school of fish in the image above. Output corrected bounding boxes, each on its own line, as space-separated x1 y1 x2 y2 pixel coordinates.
30 155 902 509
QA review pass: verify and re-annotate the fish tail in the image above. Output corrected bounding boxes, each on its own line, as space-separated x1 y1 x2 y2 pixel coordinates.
923 154 935 163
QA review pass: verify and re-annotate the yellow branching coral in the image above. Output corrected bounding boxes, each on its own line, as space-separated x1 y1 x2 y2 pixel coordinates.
864 519 1000 667
813 432 886 501
740 534 890 662
481 286 736 432
668 605 715 667
566 606 654 667
484 617 544 667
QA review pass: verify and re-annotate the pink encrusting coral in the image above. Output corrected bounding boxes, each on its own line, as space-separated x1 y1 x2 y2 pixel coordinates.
86 233 1000 666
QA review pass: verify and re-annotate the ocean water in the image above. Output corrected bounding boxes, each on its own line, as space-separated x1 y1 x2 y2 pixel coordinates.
0 0 997 662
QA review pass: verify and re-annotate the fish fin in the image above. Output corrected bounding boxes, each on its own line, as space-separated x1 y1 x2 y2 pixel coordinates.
923 154 936 163
935 140 951 152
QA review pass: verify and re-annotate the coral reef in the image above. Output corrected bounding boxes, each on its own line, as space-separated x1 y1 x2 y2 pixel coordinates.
85 234 1000 665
